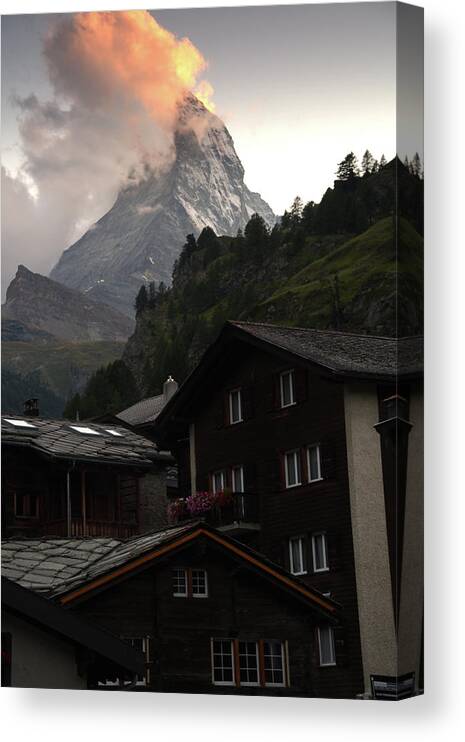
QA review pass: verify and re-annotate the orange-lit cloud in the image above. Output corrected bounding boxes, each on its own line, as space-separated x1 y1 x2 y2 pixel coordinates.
44 10 214 128
194 81 216 112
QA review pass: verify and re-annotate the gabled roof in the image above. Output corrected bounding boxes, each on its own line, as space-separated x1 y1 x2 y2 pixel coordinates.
2 576 145 677
117 393 166 426
1 415 162 467
230 322 423 378
2 523 338 621
150 321 423 435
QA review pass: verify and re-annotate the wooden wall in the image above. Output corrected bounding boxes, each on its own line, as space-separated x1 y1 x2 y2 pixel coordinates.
71 538 360 698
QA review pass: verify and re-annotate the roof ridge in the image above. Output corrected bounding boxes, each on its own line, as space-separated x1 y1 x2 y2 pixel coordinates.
229 320 418 341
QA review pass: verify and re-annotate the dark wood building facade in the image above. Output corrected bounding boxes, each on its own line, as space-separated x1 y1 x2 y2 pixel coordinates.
1 416 171 539
53 523 348 698
148 321 424 699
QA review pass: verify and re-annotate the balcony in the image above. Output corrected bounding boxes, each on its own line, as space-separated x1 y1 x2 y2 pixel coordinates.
42 519 139 539
168 491 260 536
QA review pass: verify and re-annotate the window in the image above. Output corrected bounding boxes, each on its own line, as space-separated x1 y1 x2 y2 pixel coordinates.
173 568 208 598
3 418 36 428
172 568 188 597
212 639 235 685
229 388 243 424
69 425 101 436
15 493 38 518
192 569 208 598
312 533 329 572
284 450 302 488
317 626 336 666
263 641 286 686
212 470 226 493
307 444 322 482
289 536 306 575
211 639 288 688
232 465 246 518
280 370 295 408
238 641 259 686
98 636 151 687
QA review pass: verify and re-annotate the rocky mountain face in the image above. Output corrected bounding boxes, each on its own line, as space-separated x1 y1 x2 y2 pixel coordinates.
50 95 275 317
2 265 134 342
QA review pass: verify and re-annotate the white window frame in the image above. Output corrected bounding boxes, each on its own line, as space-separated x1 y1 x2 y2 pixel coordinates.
231 465 245 493
288 536 306 575
263 640 286 687
280 369 296 408
238 640 260 687
284 449 302 489
312 532 329 573
212 470 226 493
172 568 188 597
191 568 209 598
317 626 336 667
228 388 243 424
211 639 235 686
307 444 323 482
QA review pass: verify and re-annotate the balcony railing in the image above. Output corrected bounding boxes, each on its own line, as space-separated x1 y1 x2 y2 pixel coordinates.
42 519 138 539
168 492 260 532
206 492 260 528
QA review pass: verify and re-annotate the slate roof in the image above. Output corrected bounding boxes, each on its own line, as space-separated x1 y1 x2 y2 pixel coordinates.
1 524 195 597
1 416 161 466
117 394 166 426
1 522 338 620
1 537 122 594
231 322 423 379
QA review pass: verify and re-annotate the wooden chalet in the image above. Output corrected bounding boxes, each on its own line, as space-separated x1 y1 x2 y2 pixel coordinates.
2 522 353 698
1 412 172 539
146 321 424 700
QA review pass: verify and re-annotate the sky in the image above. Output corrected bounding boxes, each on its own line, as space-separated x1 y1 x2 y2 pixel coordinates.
1 3 423 297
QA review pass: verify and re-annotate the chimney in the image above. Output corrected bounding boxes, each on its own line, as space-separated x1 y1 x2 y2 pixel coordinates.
23 398 39 418
163 376 178 402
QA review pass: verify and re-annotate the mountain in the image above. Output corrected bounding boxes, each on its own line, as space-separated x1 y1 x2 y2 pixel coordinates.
50 95 275 317
62 158 423 420
2 265 134 342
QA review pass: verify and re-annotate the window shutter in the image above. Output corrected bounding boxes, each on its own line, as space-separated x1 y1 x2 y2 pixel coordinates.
319 441 336 479
272 373 281 410
294 368 308 404
245 460 258 491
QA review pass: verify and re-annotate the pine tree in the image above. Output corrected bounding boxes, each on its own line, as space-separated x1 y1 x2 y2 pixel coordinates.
134 284 148 316
379 154 387 169
410 152 422 179
361 150 375 176
336 152 360 181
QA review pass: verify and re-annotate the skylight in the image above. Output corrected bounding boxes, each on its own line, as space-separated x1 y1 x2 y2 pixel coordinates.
69 426 101 436
105 429 124 437
3 418 37 429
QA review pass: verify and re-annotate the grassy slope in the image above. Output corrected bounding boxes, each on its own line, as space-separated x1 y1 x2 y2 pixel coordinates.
249 217 423 332
1 340 125 402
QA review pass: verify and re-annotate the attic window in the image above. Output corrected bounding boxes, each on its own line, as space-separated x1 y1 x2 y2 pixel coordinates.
105 429 124 437
69 426 101 436
3 418 37 429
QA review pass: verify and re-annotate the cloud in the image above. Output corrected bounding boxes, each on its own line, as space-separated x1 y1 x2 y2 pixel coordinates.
2 11 214 297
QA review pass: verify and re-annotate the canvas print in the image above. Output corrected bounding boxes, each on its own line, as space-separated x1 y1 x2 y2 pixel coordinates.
1 2 424 700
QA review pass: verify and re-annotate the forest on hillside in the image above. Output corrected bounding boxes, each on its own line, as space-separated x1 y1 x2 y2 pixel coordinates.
64 152 423 420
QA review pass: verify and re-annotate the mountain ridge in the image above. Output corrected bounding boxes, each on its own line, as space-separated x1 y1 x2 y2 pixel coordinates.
2 264 134 342
49 95 275 317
